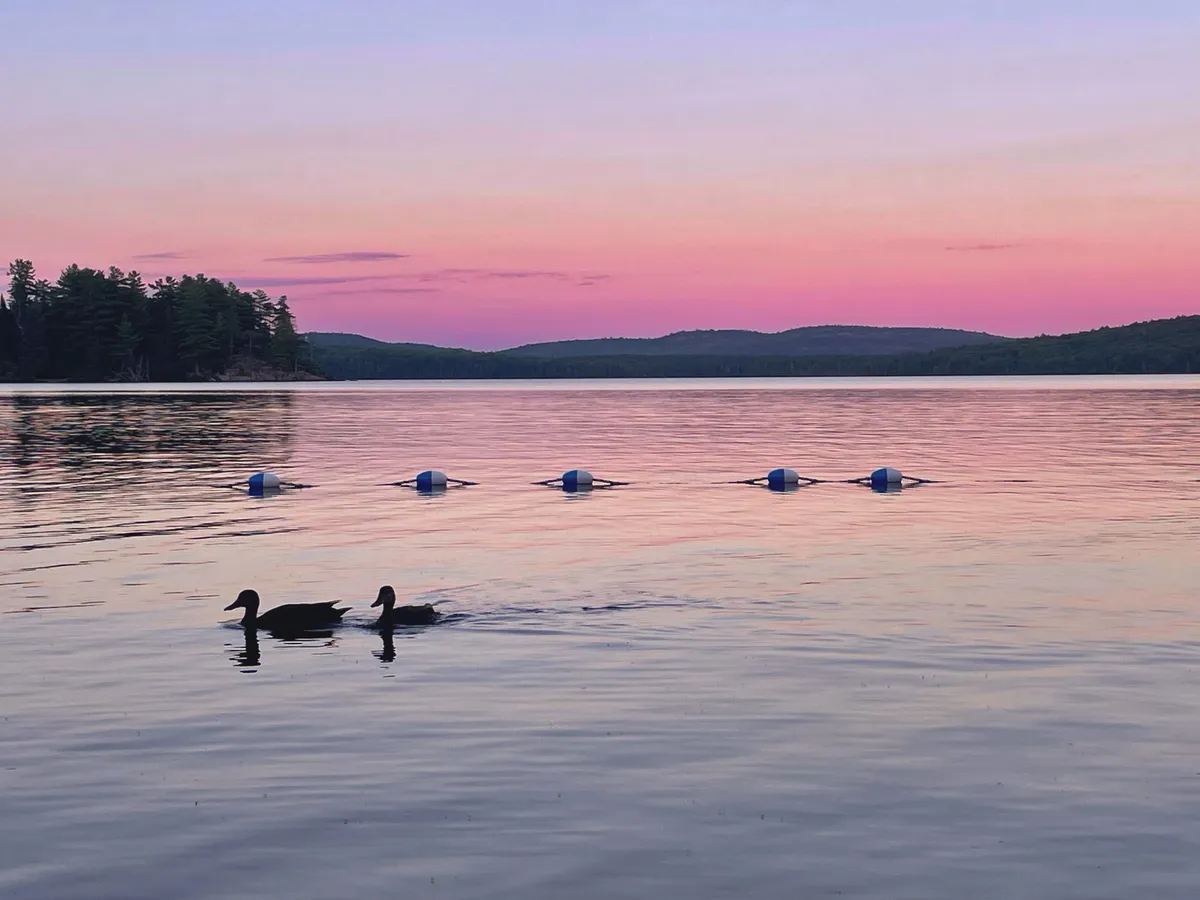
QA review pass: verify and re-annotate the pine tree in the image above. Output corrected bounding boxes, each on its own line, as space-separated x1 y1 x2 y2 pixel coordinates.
175 278 219 378
145 277 180 380
270 296 300 372
113 314 139 378
3 259 315 382
7 259 38 379
0 296 17 378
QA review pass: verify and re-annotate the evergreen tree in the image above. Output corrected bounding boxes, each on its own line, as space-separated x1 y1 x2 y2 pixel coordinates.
175 277 220 377
0 296 16 378
7 259 34 316
3 259 319 382
113 314 139 378
145 277 180 380
270 297 300 372
7 259 38 379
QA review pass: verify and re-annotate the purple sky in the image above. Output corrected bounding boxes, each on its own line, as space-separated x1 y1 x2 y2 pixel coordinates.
1 1 1197 347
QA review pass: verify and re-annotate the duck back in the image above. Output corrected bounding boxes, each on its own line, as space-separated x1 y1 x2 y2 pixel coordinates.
256 601 349 631
381 603 439 628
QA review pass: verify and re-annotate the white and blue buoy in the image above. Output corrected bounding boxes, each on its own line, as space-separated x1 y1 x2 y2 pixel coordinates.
869 467 903 490
393 470 477 491
735 468 816 490
561 469 594 492
766 468 801 489
415 470 449 491
535 469 626 491
247 472 281 494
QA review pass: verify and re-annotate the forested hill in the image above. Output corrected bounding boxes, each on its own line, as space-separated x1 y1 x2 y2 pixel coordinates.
306 332 446 352
504 324 1003 357
310 315 1200 379
1 259 317 382
4 257 1196 382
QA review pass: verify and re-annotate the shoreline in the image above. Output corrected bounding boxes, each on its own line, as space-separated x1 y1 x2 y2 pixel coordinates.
3 373 1198 393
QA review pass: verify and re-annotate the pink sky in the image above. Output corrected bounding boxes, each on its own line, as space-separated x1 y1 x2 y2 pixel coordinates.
1 2 1197 348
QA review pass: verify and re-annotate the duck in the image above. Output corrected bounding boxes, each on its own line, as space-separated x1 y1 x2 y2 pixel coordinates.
224 589 350 631
371 585 439 628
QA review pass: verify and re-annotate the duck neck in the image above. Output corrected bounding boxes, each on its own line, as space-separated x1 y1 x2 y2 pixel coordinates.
377 601 395 628
240 603 259 628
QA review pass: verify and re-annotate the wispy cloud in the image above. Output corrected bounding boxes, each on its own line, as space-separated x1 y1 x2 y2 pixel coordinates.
418 268 609 286
231 274 388 288
226 267 609 291
323 286 441 296
945 243 1020 252
490 270 570 280
264 251 408 264
133 251 187 261
443 268 565 280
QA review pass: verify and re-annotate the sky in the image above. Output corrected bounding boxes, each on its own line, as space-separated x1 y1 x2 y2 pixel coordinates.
1 1 1197 349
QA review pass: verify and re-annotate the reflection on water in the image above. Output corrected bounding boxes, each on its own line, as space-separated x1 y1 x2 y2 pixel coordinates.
765 481 803 493
2 378 1200 900
228 628 260 670
2 391 296 477
224 625 342 671
374 628 396 663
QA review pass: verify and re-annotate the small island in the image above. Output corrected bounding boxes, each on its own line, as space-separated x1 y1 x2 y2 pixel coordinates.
0 259 319 382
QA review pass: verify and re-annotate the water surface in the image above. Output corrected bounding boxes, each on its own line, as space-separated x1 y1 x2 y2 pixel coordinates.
2 378 1199 899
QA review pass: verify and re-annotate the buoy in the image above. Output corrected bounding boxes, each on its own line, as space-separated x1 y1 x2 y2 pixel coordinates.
392 471 477 490
415 470 448 491
869 467 902 490
248 472 281 494
534 469 626 490
731 468 817 489
562 469 594 492
766 468 801 489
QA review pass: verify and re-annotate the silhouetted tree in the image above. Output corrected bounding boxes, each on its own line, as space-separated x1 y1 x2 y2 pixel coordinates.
2 259 321 382
0 296 17 378
270 297 300 371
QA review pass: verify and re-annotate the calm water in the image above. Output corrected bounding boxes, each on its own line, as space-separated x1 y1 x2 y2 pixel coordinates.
2 377 1199 899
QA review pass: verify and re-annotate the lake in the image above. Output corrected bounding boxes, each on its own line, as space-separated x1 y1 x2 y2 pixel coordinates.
2 377 1199 899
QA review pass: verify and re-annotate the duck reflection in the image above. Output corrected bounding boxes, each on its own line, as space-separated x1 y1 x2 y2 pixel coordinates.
229 628 260 670
374 628 397 663
225 624 339 669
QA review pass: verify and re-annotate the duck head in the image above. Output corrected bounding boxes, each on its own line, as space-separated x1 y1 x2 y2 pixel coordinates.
225 589 261 624
371 585 397 610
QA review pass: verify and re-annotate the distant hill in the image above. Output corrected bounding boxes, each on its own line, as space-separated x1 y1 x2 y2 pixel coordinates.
307 315 1200 380
306 332 449 353
504 325 1004 358
306 332 389 349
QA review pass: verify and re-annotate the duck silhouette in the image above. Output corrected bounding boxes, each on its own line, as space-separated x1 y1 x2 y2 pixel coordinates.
225 589 350 632
371 585 439 628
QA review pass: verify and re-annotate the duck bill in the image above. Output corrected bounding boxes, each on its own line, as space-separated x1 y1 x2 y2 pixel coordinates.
224 600 241 611
371 597 383 608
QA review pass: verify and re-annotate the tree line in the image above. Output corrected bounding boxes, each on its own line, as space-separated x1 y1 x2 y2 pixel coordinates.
5 256 1195 381
1 259 314 382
